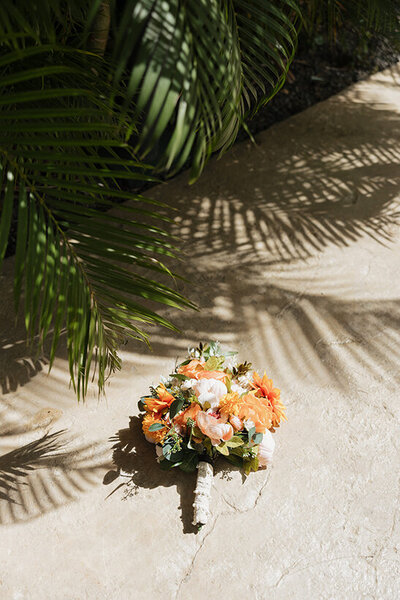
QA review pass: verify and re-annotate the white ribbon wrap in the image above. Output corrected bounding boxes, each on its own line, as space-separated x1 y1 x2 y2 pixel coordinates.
192 460 213 526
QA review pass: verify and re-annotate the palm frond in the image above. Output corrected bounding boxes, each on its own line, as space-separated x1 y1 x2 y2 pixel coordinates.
0 0 94 47
0 43 194 399
110 0 299 180
301 0 400 38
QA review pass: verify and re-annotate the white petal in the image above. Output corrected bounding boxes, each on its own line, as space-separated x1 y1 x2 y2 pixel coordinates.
257 430 276 467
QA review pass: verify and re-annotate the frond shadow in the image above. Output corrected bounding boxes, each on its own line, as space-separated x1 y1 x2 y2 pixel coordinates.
121 98 400 392
163 102 400 266
0 429 112 525
0 260 48 401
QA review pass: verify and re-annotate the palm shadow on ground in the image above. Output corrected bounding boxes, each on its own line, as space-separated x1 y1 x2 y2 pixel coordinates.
0 429 112 525
0 94 399 393
122 98 400 392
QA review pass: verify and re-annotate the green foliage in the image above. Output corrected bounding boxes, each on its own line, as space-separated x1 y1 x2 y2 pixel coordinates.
301 0 400 40
111 0 300 180
0 38 194 399
169 398 185 419
148 423 165 432
0 0 94 45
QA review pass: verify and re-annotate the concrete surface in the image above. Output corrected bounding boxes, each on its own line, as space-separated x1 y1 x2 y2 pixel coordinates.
1 64 400 600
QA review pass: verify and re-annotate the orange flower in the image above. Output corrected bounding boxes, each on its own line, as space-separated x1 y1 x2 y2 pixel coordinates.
142 412 168 444
178 359 226 383
219 392 273 433
178 359 205 379
173 402 201 431
250 372 287 427
196 369 227 383
144 384 175 414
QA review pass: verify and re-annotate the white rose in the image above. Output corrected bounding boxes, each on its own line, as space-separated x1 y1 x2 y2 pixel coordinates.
257 430 275 467
192 378 227 410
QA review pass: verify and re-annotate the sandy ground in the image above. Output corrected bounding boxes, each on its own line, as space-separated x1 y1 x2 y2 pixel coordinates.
1 65 400 600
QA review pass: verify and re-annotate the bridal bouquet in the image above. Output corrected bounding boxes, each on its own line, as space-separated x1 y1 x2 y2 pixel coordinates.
139 342 286 528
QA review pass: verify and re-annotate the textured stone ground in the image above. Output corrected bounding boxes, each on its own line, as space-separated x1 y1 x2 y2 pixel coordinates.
1 65 400 600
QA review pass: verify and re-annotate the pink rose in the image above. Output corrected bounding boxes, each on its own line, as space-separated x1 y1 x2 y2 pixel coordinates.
196 411 234 447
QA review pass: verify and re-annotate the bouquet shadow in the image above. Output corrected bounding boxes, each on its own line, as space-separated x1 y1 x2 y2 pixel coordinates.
105 416 198 534
105 416 260 534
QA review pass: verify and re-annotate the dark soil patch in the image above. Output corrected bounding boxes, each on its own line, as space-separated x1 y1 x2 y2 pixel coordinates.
237 31 400 142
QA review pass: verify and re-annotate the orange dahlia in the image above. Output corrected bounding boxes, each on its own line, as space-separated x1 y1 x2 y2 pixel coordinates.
142 412 168 444
144 383 175 414
250 372 286 427
219 392 273 433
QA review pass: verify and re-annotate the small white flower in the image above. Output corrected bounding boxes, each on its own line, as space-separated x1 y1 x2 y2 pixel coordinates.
231 381 247 396
243 418 255 431
181 378 197 391
192 378 227 411
224 355 238 370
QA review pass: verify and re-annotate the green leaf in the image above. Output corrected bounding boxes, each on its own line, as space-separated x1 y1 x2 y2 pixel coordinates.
179 451 199 472
148 423 165 432
169 373 190 381
253 433 263 445
0 42 196 399
137 398 146 411
203 356 225 371
226 436 244 448
165 449 185 464
159 458 174 471
112 0 299 180
178 359 192 367
207 341 221 356
0 167 14 268
225 453 243 468
169 398 184 420
247 426 256 442
162 443 173 460
215 442 229 456
244 456 259 475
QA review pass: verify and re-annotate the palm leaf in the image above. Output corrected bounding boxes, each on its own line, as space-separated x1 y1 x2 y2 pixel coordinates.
0 42 194 399
0 0 94 47
110 0 300 180
301 0 400 38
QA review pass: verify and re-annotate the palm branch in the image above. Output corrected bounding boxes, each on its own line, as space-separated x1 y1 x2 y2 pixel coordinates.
110 0 300 180
0 41 194 399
